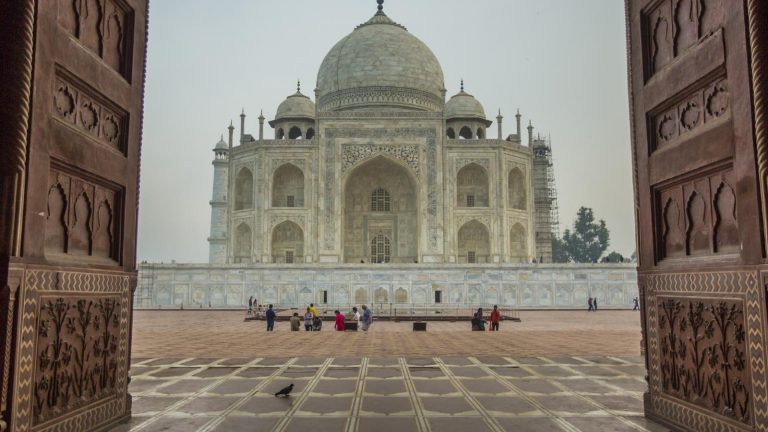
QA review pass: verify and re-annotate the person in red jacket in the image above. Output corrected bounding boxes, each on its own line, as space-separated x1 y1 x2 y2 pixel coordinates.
489 305 501 331
334 310 346 331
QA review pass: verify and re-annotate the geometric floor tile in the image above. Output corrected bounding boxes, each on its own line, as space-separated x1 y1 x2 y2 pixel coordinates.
113 355 666 432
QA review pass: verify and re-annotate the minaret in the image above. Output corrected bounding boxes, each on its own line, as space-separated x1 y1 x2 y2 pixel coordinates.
515 109 522 139
527 121 534 146
258 110 265 141
239 109 246 142
496 109 503 140
208 133 229 264
227 121 235 148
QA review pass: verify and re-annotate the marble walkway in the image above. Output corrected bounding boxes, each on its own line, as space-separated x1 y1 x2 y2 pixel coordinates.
110 355 665 432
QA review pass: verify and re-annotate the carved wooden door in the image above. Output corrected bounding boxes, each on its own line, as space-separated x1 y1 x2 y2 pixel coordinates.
627 0 768 431
0 0 148 431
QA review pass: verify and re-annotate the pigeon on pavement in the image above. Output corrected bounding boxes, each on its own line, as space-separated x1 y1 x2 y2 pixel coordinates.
274 383 294 397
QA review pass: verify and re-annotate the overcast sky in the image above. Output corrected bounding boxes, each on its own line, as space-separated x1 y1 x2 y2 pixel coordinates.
137 0 635 263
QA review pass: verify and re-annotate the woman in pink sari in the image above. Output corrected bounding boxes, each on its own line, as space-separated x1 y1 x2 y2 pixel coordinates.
334 310 346 331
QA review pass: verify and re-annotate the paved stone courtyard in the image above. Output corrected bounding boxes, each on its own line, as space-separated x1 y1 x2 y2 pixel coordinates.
112 311 664 431
129 310 643 358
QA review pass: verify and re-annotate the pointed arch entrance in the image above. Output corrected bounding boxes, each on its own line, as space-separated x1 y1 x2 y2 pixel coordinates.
343 156 418 263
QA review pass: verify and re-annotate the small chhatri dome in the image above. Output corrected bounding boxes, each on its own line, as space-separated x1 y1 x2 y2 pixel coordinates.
274 82 316 121
316 0 445 112
215 134 227 149
445 81 488 123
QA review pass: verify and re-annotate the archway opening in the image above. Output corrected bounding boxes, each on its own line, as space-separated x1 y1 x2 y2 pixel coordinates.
234 223 252 264
510 223 527 262
234 168 253 210
457 163 489 207
343 156 418 263
458 220 490 263
272 164 305 208
508 168 526 210
289 126 302 140
271 221 304 263
459 126 473 139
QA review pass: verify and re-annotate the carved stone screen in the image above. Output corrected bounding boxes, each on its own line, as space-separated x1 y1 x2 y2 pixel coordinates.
0 0 148 431
626 0 768 431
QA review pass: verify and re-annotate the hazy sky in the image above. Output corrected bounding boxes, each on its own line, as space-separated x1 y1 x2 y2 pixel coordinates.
138 0 635 263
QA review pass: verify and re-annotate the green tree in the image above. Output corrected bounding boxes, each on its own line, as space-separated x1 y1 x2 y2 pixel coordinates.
601 251 625 263
561 207 610 263
552 237 570 263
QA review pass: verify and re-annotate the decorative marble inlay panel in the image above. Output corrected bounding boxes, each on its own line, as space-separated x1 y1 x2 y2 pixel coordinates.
268 214 306 231
12 267 131 432
645 270 767 432
53 72 128 153
33 296 122 424
326 128 438 251
270 159 306 174
455 158 490 173
657 297 751 424
341 144 420 177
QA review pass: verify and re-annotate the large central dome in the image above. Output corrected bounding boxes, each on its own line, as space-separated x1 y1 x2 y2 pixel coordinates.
316 8 445 112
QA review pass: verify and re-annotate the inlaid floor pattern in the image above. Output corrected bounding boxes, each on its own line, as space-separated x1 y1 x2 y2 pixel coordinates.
111 355 666 432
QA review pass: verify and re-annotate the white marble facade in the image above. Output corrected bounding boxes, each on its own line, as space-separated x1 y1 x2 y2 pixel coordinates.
208 4 554 268
136 264 638 310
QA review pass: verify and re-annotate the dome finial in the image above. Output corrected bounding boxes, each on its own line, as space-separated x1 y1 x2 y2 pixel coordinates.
297 79 301 93
460 79 464 92
377 0 384 13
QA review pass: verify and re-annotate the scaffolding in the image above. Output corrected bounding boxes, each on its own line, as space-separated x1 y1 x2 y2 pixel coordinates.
134 262 155 308
532 135 559 262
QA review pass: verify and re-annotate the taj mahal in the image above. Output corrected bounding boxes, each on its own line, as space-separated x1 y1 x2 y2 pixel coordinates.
208 1 557 266
135 1 637 310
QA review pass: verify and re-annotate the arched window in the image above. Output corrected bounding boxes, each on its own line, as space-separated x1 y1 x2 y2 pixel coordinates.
510 223 527 262
306 128 315 139
276 128 285 140
271 221 304 263
234 168 254 210
371 188 391 212
457 163 489 207
476 128 484 139
508 168 526 210
289 126 302 140
459 126 473 139
272 164 305 208
370 232 391 263
234 223 252 264
458 220 490 264
447 128 456 139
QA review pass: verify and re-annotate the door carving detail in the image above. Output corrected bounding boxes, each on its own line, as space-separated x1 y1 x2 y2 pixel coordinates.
658 297 751 423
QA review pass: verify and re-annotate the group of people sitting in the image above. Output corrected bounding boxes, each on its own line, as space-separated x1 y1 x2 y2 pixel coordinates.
471 305 502 331
263 303 373 332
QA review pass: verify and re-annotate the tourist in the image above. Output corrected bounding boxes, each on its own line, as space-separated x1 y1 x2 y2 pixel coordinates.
309 303 318 317
472 308 486 331
290 312 301 331
313 315 323 331
594 298 598 311
633 297 639 311
334 310 346 331
361 304 372 331
352 306 361 327
489 305 501 331
266 304 276 331
247 296 253 317
303 307 314 331
588 297 594 312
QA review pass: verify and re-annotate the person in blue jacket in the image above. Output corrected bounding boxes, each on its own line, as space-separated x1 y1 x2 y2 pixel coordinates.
266 304 276 331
